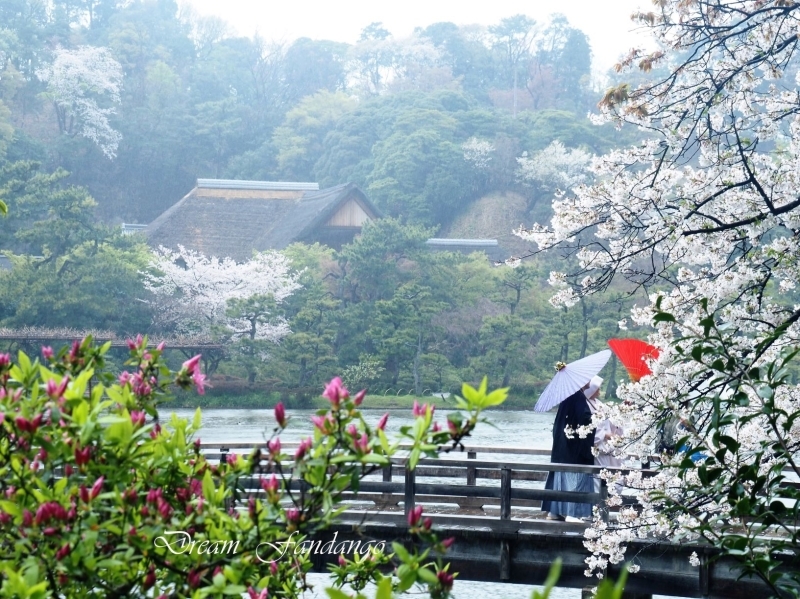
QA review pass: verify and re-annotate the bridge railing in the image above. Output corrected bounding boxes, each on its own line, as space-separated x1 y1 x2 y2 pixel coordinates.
200 442 647 526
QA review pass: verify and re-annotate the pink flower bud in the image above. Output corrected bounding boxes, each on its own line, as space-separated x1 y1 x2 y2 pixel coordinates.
353 389 366 406
157 498 172 519
130 411 146 427
270 562 278 576
143 566 156 589
90 476 104 499
0 353 10 368
274 402 286 428
285 508 300 522
74 446 91 466
80 486 90 504
267 438 281 456
14 416 32 433
346 424 358 437
437 570 454 589
55 543 71 561
442 537 455 549
423 517 432 530
407 505 423 527
261 474 279 496
338 554 347 567
187 570 201 588
294 437 312 461
41 346 54 360
376 413 389 431
22 510 32 527
156 341 166 351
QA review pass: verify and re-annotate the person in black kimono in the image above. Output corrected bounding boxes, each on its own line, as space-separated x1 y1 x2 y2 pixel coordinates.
541 376 600 521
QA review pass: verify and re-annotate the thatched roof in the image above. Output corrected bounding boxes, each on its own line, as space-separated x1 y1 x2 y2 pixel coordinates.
146 180 380 260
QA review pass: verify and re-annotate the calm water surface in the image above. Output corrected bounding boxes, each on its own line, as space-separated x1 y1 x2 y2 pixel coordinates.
166 406 674 599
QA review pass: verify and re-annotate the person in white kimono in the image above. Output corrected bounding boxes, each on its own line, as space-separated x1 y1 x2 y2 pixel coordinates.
585 376 624 493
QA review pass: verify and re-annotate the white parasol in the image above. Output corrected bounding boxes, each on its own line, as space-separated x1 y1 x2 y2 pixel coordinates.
534 349 612 412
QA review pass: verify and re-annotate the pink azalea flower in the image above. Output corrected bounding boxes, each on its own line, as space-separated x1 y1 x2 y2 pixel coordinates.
192 371 206 395
182 354 202 375
294 437 312 460
322 377 348 405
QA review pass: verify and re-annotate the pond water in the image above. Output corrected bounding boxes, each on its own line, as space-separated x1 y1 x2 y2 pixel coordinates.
166 406 675 599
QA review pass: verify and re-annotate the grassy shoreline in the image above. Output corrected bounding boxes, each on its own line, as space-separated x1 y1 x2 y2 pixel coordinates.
168 392 536 411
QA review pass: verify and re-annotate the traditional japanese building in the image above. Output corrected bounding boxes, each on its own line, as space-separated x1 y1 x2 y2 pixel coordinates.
145 179 381 260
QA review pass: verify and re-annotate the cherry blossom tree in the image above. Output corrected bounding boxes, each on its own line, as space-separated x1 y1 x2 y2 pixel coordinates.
461 137 495 171
144 246 301 344
514 1 800 593
37 46 123 159
516 140 591 198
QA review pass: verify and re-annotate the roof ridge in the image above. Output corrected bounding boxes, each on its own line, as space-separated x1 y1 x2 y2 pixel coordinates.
196 179 319 191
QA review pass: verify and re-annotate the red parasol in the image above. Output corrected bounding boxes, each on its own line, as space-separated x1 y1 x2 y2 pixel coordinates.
607 338 660 382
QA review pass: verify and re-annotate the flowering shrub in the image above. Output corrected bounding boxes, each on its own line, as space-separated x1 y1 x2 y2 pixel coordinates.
0 336 506 598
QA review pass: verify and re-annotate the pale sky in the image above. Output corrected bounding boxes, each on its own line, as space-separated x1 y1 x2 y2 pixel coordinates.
182 0 651 76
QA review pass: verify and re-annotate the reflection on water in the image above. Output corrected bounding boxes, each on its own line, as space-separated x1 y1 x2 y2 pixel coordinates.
164 407 675 599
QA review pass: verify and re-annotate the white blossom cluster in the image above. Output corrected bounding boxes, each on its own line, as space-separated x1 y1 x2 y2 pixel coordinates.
143 246 301 343
37 46 123 159
514 0 800 579
461 137 495 170
516 140 592 194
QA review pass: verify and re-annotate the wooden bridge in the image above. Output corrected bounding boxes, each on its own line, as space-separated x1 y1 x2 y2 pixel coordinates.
201 442 786 599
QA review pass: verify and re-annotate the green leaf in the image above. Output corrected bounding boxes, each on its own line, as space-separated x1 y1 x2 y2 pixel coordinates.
325 589 352 599
359 454 389 465
0 501 19 517
391 542 410 561
375 576 393 599
653 312 676 323
483 387 509 407
193 407 202 430
417 567 438 584
202 469 215 502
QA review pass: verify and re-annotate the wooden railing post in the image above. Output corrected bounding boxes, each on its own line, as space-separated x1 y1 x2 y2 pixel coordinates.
500 467 511 520
467 451 476 486
599 478 609 524
219 447 229 466
404 464 416 519
382 464 392 482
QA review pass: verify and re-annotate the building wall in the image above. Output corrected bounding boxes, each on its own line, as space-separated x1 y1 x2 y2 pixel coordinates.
325 198 373 227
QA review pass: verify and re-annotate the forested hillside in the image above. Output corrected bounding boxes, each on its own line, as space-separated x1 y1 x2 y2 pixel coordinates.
0 0 632 225
0 0 646 401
